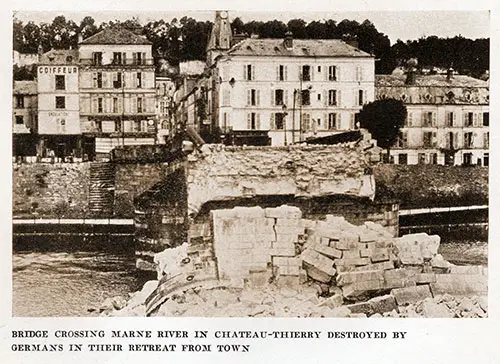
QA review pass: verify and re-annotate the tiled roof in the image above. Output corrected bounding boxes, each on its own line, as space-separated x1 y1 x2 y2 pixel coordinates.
375 74 488 88
13 80 37 94
226 38 372 57
80 25 152 45
39 49 79 65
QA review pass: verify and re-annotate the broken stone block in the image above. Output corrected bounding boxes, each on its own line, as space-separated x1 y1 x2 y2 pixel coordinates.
353 261 395 272
415 273 437 284
429 274 487 297
420 300 454 318
305 265 333 284
360 247 374 258
330 306 351 318
265 205 302 219
449 265 485 275
318 294 344 309
334 257 371 267
368 295 398 314
339 231 359 249
301 248 336 274
336 270 384 286
391 285 432 306
342 249 362 259
312 244 343 259
346 301 372 314
371 248 390 263
342 280 384 299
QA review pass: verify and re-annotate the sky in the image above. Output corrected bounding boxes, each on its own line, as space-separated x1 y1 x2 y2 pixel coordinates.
13 10 489 43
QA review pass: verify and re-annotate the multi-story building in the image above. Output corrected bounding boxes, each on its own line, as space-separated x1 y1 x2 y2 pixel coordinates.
198 11 376 146
155 75 176 144
376 69 489 166
13 80 38 156
78 25 157 156
36 49 87 159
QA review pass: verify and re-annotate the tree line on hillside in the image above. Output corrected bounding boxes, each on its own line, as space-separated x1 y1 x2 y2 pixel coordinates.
13 15 489 79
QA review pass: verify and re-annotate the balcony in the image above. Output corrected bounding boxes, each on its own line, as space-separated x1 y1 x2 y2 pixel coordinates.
80 58 154 67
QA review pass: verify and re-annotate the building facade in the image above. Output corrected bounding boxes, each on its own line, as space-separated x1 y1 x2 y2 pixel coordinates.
376 70 489 166
189 11 376 147
13 80 38 156
36 49 87 158
155 76 176 144
78 25 157 155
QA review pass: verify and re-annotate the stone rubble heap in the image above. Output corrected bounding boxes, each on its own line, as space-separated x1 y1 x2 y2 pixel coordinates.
100 205 487 318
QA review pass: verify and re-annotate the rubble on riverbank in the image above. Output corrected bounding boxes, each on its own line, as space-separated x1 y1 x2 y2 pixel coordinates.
100 206 488 318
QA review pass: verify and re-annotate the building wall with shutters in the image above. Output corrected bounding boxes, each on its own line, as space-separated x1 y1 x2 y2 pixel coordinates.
212 55 375 145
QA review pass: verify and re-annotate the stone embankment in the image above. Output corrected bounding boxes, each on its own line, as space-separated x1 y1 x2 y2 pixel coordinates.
100 205 487 318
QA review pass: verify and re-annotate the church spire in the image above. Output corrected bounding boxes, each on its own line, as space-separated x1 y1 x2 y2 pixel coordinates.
207 11 232 65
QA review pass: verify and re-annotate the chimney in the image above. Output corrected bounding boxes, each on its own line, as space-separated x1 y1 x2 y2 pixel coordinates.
284 31 293 49
405 58 418 85
447 67 454 81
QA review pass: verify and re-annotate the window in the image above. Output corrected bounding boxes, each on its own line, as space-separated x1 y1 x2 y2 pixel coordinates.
275 113 285 130
97 98 103 113
137 97 143 113
463 153 472 166
396 131 408 148
15 115 24 125
483 112 489 126
430 153 438 165
405 112 413 127
328 66 337 81
275 89 284 106
423 131 436 148
355 66 363 81
418 153 427 164
446 112 455 127
327 113 337 130
317 66 321 72
465 112 474 127
317 93 321 101
302 65 311 81
422 111 433 127
358 90 364 106
92 52 102 65
55 75 65 90
134 52 145 65
278 65 286 81
95 72 102 88
55 96 65 109
113 72 122 89
328 90 337 106
245 65 254 81
137 72 142 88
15 95 24 108
484 132 489 149
484 153 489 167
247 89 259 106
302 113 311 131
464 132 474 148
247 112 259 130
113 98 118 113
354 113 360 129
113 52 123 65
301 90 310 106
398 154 408 165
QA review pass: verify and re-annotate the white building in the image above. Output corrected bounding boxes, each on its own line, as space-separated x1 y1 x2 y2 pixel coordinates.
173 11 376 147
376 70 489 166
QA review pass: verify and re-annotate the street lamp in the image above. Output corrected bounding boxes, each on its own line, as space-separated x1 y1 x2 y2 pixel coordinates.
282 104 288 146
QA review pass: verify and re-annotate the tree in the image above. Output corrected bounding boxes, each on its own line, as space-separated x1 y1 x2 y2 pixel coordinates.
359 99 407 159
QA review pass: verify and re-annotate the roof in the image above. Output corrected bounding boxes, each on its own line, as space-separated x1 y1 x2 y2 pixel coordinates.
39 49 79 65
179 60 206 76
13 80 37 94
80 25 152 45
376 74 488 88
226 38 372 58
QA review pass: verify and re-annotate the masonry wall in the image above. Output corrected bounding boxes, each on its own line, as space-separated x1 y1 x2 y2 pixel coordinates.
374 164 489 209
12 162 90 218
186 142 380 216
114 162 169 217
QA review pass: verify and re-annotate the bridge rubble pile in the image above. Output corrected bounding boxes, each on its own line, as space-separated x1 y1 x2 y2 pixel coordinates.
101 205 487 318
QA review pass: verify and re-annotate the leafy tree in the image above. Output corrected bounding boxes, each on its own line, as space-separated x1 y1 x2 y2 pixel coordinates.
359 99 407 158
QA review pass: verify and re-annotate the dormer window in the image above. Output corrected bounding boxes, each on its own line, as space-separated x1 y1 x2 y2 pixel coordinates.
401 94 408 102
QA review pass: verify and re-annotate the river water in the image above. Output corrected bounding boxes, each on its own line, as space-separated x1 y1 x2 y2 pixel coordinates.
12 250 143 317
12 239 488 317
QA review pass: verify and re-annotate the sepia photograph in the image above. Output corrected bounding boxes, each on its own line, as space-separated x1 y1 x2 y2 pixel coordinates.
11 9 489 319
